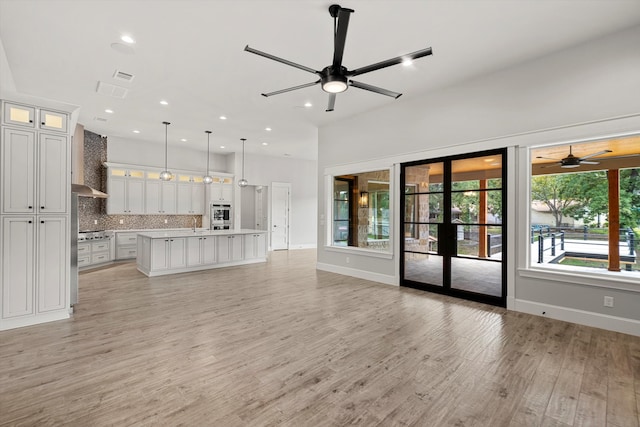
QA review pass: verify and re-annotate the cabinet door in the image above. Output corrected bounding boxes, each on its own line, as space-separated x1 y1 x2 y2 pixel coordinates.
2 127 35 213
231 235 243 261
201 236 216 264
107 176 127 214
127 179 145 214
244 234 256 259
168 238 186 269
162 182 177 214
191 183 205 214
186 237 202 266
177 183 193 215
217 235 232 263
37 217 67 312
255 234 266 258
2 102 35 128
145 180 162 214
39 109 68 133
151 239 169 270
38 133 68 213
220 179 233 202
2 216 35 318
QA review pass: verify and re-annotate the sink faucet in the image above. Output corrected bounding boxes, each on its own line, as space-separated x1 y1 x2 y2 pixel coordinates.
192 217 197 232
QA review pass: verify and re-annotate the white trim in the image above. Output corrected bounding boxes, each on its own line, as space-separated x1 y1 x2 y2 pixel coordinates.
514 298 640 337
324 245 393 259
316 262 398 286
519 267 640 293
288 243 317 250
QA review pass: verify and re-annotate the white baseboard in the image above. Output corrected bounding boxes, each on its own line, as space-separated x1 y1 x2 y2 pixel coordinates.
288 244 317 250
316 262 398 286
514 299 640 337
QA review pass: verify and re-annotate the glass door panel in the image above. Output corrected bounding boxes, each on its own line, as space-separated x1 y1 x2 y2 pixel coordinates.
401 151 506 306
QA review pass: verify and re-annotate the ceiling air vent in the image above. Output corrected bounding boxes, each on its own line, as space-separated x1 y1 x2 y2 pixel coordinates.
96 81 128 99
113 70 135 83
93 117 108 122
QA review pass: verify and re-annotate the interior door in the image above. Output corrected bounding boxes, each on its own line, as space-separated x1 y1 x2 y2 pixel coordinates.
271 182 290 250
401 149 506 306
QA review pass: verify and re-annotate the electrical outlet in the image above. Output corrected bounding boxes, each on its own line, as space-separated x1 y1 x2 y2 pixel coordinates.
604 296 614 307
119 219 123 224
164 219 168 224
94 219 98 225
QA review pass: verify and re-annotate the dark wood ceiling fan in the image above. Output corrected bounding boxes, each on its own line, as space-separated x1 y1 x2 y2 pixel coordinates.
536 145 612 169
244 4 433 112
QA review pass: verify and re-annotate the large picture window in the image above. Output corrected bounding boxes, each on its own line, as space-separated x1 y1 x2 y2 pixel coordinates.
530 137 639 275
331 169 390 252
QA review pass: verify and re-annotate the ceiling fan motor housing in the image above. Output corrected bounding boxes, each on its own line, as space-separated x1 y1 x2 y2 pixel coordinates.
321 66 348 93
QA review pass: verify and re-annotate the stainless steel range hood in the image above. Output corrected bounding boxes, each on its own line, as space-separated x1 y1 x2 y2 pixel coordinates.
71 183 108 198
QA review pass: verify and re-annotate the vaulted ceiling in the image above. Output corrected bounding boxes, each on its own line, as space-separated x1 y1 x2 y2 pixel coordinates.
1 0 639 160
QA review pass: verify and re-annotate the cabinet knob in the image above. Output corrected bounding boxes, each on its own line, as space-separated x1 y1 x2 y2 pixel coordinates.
28 206 32 209
28 220 33 224
29 119 33 123
41 220 45 224
41 122 45 126
41 206 45 209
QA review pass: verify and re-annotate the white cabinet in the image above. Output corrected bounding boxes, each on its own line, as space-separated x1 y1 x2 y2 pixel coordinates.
2 102 35 128
1 99 70 330
217 234 243 263
151 237 186 271
1 216 67 319
37 217 67 312
210 176 233 203
146 177 177 214
106 168 145 214
187 235 216 267
2 217 35 318
2 128 68 214
244 233 267 260
177 174 204 215
115 231 138 260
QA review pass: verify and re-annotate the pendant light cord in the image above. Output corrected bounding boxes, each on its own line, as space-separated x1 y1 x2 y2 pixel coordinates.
206 131 210 173
164 122 169 171
241 138 246 179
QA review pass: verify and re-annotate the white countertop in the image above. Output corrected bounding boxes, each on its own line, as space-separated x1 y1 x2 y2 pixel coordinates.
137 229 267 239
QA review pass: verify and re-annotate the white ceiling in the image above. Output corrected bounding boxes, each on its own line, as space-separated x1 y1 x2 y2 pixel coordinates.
1 0 639 160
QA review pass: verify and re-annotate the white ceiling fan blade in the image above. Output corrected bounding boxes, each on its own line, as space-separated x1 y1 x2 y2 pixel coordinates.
579 149 612 160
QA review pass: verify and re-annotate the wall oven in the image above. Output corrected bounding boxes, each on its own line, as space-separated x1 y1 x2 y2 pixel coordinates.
210 204 232 230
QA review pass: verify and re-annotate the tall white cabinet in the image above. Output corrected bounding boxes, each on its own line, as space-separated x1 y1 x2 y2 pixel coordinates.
0 100 71 330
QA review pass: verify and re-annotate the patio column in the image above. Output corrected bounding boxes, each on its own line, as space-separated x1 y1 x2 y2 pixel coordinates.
479 179 488 258
608 169 620 272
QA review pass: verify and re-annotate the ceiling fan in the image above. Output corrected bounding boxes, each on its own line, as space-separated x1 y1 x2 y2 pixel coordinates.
536 146 612 168
244 4 432 112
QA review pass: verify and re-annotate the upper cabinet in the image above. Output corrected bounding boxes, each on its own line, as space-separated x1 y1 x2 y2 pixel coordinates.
2 102 67 133
176 174 204 215
210 176 234 203
106 167 145 214
1 127 68 214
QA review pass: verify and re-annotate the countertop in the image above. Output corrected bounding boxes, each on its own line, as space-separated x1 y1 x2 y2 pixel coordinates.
136 229 267 239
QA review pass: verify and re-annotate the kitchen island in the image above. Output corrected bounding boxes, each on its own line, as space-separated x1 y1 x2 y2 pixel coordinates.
137 229 267 277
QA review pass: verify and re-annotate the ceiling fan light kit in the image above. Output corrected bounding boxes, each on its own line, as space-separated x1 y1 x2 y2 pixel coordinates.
244 4 432 112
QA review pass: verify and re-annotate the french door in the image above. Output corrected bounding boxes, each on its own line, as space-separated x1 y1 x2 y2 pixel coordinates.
401 149 506 306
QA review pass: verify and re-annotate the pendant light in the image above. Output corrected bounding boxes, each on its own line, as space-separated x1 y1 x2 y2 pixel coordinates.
159 121 173 181
203 130 213 184
238 138 248 187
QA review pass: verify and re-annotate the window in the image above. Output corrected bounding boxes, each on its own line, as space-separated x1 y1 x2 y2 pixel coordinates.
331 169 391 252
530 137 639 275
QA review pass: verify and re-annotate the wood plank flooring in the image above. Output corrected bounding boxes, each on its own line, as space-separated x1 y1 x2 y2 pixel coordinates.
1 249 638 426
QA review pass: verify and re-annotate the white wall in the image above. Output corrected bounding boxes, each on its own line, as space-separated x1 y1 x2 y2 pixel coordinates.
317 26 640 334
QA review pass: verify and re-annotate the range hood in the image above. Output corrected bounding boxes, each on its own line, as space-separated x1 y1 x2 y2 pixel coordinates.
71 183 108 198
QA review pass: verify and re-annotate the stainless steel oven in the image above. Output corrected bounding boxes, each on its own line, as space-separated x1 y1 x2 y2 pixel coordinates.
210 204 232 230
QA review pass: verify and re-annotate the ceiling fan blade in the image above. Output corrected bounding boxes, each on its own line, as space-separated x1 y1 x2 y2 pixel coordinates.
261 80 320 97
579 161 600 165
332 7 354 69
579 149 612 161
245 45 319 75
326 93 336 112
535 156 560 161
349 80 402 98
348 47 433 77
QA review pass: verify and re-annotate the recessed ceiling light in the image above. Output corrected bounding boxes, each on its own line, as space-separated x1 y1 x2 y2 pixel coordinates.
219 116 227 120
304 102 312 108
132 130 140 134
121 35 135 44
262 142 268 146
180 138 187 142
402 59 413 67
220 145 225 149
160 100 169 105
104 109 114 114
265 127 272 131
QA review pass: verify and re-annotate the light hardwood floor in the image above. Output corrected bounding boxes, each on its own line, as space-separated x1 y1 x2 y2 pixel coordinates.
1 249 638 426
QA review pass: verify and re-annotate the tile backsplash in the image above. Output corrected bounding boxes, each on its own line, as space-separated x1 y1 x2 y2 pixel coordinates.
79 130 202 231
